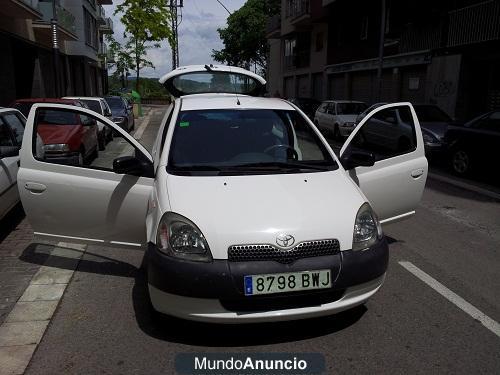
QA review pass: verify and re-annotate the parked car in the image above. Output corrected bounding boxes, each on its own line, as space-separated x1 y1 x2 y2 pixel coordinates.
314 100 368 139
104 96 135 132
0 108 26 220
18 65 427 323
356 103 387 124
412 104 455 158
13 98 99 166
63 97 114 150
444 110 500 175
287 97 321 119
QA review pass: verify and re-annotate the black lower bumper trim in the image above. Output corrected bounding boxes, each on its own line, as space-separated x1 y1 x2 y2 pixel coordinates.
147 238 388 300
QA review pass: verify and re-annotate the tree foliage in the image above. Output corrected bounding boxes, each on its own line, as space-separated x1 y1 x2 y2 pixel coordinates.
212 0 280 74
106 35 134 89
114 0 175 91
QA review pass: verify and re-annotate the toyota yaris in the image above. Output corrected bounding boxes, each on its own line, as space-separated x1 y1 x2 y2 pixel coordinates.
18 65 427 323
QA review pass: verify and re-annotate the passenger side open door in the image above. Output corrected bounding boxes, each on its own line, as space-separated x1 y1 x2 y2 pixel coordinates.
339 103 428 223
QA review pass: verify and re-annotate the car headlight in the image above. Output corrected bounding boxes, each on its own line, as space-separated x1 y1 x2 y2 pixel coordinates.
43 144 70 153
422 130 440 145
156 212 212 262
352 203 383 251
112 116 125 123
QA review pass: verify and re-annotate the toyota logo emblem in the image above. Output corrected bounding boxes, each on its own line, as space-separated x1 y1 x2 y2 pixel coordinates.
276 234 295 248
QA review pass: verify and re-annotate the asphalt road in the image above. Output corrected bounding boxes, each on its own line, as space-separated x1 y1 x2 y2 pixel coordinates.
23 106 500 374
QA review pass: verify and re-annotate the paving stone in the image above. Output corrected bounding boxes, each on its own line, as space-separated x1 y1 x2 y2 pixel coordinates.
0 345 36 375
30 266 74 285
18 284 66 302
0 321 48 346
5 301 58 323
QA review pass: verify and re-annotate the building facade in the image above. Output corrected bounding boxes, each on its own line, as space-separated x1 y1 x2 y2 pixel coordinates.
0 0 113 106
267 0 500 120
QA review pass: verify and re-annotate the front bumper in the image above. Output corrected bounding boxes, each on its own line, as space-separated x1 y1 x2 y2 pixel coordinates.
147 238 388 323
339 123 357 137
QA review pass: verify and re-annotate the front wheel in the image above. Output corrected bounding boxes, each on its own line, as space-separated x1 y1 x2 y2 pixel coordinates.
450 148 472 176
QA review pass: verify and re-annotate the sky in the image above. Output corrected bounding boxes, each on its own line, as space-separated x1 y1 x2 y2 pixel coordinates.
106 0 246 79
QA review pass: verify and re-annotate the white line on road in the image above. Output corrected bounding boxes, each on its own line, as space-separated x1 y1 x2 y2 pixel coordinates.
133 112 152 140
399 261 500 338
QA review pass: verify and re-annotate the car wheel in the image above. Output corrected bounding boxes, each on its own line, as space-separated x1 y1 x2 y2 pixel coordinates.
98 133 106 151
451 148 471 175
333 124 341 140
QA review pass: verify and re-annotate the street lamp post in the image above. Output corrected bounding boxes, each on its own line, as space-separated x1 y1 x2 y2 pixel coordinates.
51 0 60 97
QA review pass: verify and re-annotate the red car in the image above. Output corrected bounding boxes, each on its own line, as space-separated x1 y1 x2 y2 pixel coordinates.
12 98 99 166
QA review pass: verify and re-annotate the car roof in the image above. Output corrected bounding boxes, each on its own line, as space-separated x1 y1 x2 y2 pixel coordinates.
0 107 23 115
179 94 295 111
63 96 104 101
14 98 80 104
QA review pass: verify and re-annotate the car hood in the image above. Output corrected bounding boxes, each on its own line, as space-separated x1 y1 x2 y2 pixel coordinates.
336 114 358 123
166 171 364 259
37 124 82 145
419 122 450 139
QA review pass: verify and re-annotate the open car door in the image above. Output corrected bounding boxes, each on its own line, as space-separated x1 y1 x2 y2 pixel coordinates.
339 102 428 224
18 104 154 248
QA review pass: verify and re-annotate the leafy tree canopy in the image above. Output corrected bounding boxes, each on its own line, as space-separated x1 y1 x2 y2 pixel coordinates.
212 0 280 74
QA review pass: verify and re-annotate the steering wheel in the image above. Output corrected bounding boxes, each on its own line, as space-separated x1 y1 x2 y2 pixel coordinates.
264 144 299 160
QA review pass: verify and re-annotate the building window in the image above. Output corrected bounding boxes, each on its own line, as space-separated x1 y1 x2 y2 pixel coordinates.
360 16 369 40
84 7 98 50
315 32 324 52
284 33 310 70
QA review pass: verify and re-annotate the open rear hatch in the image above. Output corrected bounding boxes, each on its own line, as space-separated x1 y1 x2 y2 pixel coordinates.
159 64 266 97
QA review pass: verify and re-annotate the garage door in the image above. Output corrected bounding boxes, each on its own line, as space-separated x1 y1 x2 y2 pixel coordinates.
328 74 344 100
351 72 375 103
284 77 294 98
297 75 310 97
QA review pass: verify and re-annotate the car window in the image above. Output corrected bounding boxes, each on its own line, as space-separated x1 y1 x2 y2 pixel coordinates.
414 105 451 122
344 106 417 162
326 103 335 114
105 97 124 109
32 107 147 173
337 103 367 115
2 113 25 146
0 118 15 147
168 109 337 176
81 100 103 115
317 103 327 113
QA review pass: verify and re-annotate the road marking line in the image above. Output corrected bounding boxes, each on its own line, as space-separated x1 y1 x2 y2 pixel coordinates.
428 172 500 201
399 261 500 338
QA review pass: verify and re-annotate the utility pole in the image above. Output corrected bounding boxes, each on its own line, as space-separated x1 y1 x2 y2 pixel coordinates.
51 0 60 97
376 0 386 101
169 0 183 70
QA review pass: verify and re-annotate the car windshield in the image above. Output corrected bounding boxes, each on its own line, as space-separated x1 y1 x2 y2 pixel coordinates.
36 110 79 125
168 109 338 176
105 97 124 109
82 100 102 115
414 105 452 122
337 103 367 115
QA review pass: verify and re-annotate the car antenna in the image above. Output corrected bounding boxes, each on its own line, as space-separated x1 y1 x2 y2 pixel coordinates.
228 65 241 106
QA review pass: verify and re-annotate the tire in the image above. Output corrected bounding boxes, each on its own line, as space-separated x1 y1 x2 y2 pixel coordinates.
450 148 472 176
98 133 105 151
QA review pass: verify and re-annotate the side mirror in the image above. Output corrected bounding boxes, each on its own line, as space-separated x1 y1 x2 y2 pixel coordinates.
340 150 375 170
113 156 153 177
0 146 20 158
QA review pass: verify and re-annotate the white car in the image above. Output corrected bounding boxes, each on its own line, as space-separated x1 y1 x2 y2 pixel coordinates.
63 97 114 150
314 100 368 139
0 108 26 219
18 65 427 323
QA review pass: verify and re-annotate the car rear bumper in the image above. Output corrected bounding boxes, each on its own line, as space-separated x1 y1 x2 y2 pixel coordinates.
147 238 389 323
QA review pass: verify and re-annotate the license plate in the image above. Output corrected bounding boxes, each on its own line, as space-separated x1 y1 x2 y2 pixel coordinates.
244 269 331 296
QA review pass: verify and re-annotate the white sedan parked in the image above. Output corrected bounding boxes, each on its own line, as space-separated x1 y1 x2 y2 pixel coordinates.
314 100 368 139
18 65 427 323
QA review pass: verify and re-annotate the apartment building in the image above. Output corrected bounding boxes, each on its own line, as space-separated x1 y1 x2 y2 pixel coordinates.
267 0 500 120
0 0 113 106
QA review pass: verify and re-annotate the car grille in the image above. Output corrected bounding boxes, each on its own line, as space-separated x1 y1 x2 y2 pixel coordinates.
228 239 340 264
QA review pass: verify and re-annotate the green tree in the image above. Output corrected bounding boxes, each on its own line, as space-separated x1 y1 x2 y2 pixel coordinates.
106 35 134 89
212 0 280 74
115 0 175 91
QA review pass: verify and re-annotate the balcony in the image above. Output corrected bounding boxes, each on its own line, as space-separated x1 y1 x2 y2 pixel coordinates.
32 1 77 46
448 0 500 47
266 14 281 38
0 0 42 19
99 17 113 34
286 0 310 25
97 5 106 25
